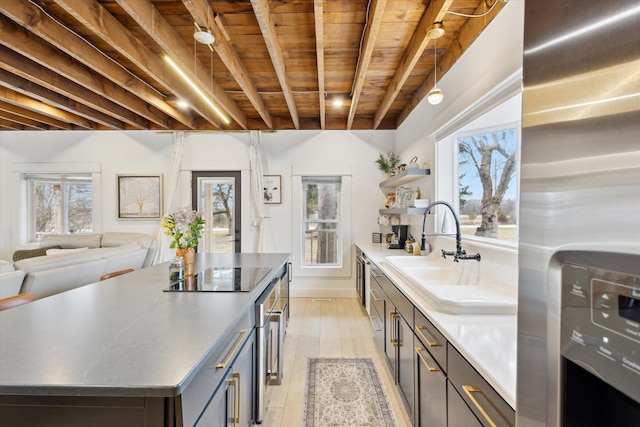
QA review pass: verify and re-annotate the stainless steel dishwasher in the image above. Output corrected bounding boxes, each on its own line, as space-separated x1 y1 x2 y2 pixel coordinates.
255 276 284 424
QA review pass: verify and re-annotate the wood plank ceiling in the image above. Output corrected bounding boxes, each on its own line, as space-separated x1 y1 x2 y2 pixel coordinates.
0 0 506 132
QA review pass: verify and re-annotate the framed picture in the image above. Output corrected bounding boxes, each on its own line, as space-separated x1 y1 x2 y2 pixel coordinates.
263 175 282 204
117 174 163 219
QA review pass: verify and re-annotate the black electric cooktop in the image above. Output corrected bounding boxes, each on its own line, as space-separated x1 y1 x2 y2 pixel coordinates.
164 267 272 292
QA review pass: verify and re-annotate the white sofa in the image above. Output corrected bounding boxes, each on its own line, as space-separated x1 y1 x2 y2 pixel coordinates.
11 232 156 299
0 260 26 299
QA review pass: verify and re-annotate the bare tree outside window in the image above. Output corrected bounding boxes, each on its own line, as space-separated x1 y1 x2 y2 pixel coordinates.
30 175 93 240
210 183 233 236
303 177 341 265
458 128 518 241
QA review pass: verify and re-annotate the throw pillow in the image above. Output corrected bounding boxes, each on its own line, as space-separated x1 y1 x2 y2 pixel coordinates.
12 245 62 262
45 247 89 256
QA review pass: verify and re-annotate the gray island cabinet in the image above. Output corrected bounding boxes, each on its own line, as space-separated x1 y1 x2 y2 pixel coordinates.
0 253 290 427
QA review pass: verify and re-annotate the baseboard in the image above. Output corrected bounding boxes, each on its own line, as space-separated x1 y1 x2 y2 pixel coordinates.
290 288 357 299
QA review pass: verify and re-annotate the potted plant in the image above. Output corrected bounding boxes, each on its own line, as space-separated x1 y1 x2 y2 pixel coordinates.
375 151 401 178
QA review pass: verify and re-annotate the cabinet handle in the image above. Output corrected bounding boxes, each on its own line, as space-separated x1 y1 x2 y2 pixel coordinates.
391 313 400 347
233 372 241 424
229 378 238 427
369 315 382 332
462 385 498 427
415 347 439 372
370 289 382 302
416 325 440 347
216 329 248 369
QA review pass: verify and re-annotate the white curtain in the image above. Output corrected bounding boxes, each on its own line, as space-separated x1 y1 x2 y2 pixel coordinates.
153 131 186 264
249 131 269 252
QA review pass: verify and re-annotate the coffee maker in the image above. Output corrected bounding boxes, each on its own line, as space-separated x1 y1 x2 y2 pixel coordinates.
387 225 408 249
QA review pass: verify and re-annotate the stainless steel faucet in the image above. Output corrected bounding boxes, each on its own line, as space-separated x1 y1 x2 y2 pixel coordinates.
421 200 481 262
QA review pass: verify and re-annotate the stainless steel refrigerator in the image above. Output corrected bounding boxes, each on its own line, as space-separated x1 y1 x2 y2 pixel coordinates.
518 1 640 426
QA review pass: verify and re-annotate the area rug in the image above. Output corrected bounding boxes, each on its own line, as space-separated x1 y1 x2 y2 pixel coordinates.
302 357 398 427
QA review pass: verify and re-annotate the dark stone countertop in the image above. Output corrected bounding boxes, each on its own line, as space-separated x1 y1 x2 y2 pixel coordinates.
0 253 289 397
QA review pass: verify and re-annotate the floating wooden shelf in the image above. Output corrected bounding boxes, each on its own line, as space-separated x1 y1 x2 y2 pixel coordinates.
379 207 429 215
379 169 430 190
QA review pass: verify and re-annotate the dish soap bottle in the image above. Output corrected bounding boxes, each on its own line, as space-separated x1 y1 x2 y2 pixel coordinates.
405 235 414 253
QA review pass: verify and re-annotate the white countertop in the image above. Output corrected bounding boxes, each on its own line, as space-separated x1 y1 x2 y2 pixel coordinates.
356 241 517 409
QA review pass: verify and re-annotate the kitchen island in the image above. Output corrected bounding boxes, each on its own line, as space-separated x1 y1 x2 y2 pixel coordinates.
0 253 290 426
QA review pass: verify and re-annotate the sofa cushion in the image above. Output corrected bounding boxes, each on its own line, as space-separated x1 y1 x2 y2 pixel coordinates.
0 260 15 274
20 259 108 299
40 233 102 249
0 270 26 298
13 245 62 262
102 232 152 249
46 247 90 256
104 249 147 273
14 250 103 273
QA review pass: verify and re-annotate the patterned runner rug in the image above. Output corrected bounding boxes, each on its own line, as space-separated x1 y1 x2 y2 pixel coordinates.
302 357 398 427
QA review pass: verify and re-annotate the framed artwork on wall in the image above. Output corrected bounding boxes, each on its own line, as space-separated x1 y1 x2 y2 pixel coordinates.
117 174 163 219
263 175 282 204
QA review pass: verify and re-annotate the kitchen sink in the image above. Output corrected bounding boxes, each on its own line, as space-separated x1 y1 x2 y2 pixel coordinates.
382 255 516 315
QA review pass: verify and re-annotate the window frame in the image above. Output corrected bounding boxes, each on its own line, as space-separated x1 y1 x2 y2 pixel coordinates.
435 94 522 248
291 171 352 279
26 173 95 241
10 163 102 247
301 176 342 267
454 123 520 243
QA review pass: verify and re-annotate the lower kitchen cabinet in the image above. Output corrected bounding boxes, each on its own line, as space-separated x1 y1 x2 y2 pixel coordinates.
414 343 446 427
196 329 256 427
448 344 515 427
448 380 483 427
364 257 515 427
372 263 415 420
397 314 415 420
369 278 385 352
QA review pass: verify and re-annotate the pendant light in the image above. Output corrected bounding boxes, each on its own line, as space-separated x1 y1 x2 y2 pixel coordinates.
427 38 443 105
194 23 215 46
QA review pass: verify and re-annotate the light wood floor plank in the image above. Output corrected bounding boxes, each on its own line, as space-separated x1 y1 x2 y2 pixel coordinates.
264 297 412 426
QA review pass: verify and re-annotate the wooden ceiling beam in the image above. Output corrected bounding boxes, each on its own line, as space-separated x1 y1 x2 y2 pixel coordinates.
347 0 387 130
0 100 73 130
313 0 325 130
0 16 156 130
112 0 247 129
182 0 274 129
396 0 507 126
0 118 27 130
251 0 300 129
0 85 97 130
0 41 132 130
50 0 226 130
0 0 198 130
0 109 50 130
372 0 454 129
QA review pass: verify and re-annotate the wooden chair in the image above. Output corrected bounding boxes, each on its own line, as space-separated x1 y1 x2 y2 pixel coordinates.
100 268 134 281
0 293 37 311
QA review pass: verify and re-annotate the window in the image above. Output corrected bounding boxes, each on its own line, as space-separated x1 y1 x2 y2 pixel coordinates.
457 127 518 241
26 174 94 240
436 94 521 244
302 177 341 266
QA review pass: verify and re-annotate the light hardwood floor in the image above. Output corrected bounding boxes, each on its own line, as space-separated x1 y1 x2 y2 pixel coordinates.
263 297 412 426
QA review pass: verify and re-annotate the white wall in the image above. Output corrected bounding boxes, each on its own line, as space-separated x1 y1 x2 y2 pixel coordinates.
0 0 525 296
395 0 524 242
0 129 393 297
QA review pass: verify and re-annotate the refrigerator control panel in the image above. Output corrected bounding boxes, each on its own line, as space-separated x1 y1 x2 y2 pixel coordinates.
561 260 640 403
